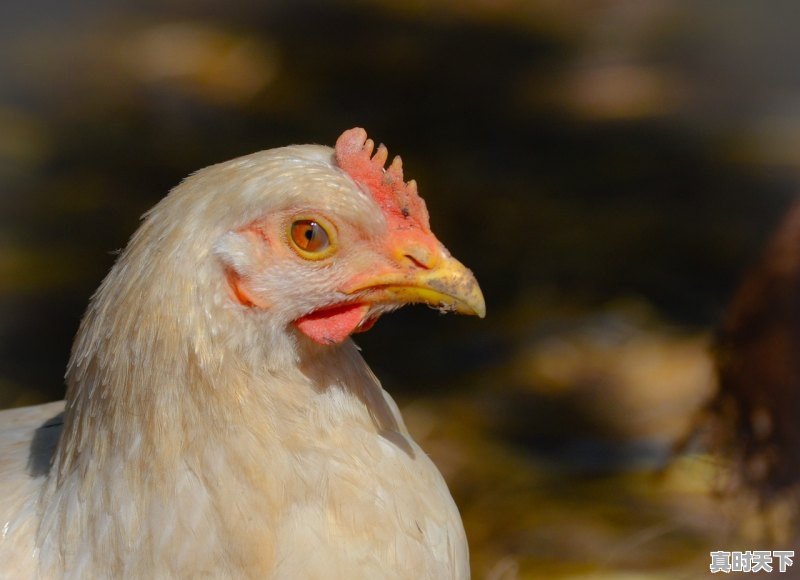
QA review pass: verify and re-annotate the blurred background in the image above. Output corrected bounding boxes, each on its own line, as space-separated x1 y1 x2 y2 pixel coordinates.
1 1 799 577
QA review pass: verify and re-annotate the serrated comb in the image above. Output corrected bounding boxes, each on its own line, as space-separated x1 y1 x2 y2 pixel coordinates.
335 128 430 232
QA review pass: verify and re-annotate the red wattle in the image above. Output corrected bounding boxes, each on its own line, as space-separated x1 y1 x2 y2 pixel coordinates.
294 303 370 345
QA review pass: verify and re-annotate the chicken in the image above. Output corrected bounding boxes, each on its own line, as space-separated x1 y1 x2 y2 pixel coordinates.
711 200 800 502
0 128 485 579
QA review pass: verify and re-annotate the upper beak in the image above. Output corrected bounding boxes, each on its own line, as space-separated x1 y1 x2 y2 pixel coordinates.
345 251 486 318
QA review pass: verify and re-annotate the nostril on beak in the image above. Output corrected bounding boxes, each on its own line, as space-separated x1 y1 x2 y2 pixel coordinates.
401 244 436 270
403 253 429 269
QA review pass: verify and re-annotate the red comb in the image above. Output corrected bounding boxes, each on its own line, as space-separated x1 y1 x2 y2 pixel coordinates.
335 128 430 232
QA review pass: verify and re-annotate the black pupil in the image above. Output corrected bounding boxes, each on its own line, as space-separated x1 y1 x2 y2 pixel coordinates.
304 226 315 242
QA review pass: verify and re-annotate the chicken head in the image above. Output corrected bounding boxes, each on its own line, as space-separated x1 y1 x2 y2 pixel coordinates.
216 127 485 345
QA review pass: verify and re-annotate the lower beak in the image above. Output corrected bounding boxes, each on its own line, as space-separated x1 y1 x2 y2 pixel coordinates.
346 254 486 318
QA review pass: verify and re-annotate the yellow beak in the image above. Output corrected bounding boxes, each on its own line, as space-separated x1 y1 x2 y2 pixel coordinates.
346 254 486 318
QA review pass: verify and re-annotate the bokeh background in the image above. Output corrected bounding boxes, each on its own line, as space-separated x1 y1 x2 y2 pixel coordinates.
1 1 799 577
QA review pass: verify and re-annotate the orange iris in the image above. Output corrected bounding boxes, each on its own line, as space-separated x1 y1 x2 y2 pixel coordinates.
290 220 330 254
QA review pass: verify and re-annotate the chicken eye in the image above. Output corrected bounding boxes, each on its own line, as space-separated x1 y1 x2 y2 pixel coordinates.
290 220 331 256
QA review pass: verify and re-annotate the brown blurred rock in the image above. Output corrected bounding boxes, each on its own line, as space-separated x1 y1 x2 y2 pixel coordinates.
508 302 715 447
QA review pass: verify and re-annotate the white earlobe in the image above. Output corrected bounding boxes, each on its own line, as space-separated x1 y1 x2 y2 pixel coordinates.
214 231 256 273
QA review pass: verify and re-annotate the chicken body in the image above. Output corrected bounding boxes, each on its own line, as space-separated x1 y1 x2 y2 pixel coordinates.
0 130 483 579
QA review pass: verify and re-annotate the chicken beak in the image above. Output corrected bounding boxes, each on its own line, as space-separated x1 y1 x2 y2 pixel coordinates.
388 255 486 317
346 252 486 318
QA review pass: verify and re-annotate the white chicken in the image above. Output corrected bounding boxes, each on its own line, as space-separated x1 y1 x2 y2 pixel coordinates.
0 128 484 579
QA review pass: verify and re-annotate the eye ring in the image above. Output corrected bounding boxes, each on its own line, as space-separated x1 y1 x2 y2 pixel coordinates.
288 216 337 260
